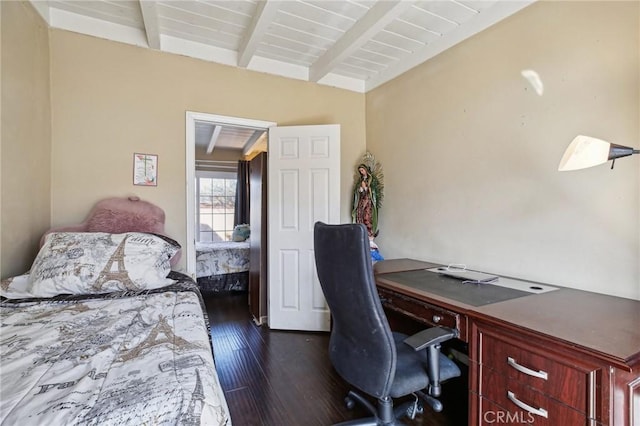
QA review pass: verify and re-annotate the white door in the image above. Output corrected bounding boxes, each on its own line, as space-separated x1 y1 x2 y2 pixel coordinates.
268 124 340 331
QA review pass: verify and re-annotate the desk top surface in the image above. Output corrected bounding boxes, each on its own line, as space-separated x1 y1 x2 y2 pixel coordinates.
374 259 640 369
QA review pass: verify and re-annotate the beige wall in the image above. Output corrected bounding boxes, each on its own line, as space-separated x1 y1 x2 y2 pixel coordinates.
195 147 243 163
366 1 640 299
4 1 637 300
195 147 240 175
49 30 366 272
0 1 51 278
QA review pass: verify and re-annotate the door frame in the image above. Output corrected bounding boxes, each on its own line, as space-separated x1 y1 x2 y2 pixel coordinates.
185 111 276 278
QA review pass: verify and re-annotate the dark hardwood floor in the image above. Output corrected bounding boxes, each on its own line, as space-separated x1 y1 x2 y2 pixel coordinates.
203 292 468 426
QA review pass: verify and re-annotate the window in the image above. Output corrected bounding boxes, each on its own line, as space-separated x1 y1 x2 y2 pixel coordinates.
196 171 236 242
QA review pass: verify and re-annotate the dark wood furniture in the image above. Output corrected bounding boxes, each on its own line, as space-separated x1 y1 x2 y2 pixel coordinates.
249 152 268 325
374 259 640 426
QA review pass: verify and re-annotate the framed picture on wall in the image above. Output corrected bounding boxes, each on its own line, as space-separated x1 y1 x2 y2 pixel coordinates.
133 153 158 186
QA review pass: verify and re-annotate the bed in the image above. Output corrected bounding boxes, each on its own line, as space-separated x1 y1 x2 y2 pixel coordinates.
0 197 231 425
196 241 250 294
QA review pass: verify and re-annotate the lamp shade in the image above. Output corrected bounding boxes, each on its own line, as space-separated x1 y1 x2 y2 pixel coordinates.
558 135 638 171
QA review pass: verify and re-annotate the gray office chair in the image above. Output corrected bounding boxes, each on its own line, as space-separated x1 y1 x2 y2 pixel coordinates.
313 222 461 425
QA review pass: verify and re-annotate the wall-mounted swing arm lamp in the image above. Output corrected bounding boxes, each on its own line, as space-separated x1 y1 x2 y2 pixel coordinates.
558 135 639 171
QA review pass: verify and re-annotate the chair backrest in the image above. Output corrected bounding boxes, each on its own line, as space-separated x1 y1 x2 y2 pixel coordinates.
313 222 396 398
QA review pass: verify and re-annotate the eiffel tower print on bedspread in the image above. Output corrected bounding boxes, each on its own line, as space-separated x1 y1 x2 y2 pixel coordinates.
92 235 136 291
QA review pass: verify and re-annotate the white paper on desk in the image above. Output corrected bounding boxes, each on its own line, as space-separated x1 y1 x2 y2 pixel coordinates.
427 267 499 283
426 267 559 294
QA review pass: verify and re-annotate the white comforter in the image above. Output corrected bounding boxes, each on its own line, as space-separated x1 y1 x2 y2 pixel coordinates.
0 283 231 425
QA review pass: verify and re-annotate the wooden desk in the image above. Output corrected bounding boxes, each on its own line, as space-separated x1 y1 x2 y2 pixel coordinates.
374 259 640 426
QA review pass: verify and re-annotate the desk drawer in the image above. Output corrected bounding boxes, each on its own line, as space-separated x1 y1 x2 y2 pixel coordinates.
378 288 461 334
478 388 589 426
479 330 596 413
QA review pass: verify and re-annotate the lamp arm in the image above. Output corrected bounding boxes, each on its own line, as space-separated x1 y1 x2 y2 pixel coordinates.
608 144 639 161
608 146 639 169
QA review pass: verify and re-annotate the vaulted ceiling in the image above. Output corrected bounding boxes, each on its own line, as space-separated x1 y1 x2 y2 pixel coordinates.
31 0 534 93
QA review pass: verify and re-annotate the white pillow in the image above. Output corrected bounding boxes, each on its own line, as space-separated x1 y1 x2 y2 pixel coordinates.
26 232 179 297
1 273 31 299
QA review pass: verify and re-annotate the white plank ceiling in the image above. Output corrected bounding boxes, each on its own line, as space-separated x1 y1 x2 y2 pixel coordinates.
194 120 266 152
31 0 535 93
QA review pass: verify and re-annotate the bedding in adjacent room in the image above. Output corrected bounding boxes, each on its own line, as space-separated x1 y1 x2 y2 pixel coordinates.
195 241 250 293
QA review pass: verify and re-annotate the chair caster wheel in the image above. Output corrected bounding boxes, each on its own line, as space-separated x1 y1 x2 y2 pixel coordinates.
406 402 424 420
345 396 356 410
407 402 423 419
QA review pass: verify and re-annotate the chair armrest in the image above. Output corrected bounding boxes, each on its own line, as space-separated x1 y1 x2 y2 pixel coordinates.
403 327 459 352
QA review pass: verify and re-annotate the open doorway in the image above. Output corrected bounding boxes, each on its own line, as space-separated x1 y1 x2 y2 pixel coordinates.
185 112 276 279
187 115 341 330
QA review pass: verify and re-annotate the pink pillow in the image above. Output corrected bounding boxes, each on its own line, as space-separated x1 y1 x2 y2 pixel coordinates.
86 209 162 234
40 197 181 267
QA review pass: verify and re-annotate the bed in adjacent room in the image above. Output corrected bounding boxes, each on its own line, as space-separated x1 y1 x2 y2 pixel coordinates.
0 197 231 426
195 240 250 294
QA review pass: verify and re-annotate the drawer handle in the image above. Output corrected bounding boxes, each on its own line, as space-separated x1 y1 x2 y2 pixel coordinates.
507 391 548 418
507 356 548 380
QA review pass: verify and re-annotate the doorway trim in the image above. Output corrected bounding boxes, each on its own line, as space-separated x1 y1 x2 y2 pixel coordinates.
185 111 276 278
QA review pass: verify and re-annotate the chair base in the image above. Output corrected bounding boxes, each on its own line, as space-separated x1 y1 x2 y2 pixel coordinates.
333 391 418 426
415 389 443 413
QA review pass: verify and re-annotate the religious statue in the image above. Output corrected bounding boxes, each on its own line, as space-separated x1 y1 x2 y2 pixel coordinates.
351 152 384 240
